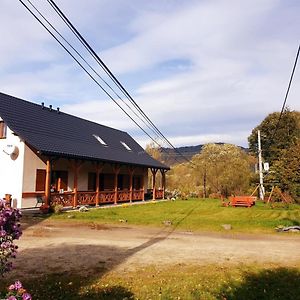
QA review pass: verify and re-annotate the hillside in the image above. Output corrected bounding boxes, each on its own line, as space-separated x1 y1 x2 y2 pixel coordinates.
161 143 248 166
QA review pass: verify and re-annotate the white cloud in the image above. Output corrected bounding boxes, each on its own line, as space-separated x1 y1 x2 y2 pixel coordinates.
0 0 299 149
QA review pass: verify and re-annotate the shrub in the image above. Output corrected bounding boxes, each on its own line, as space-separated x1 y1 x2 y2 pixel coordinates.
52 204 64 214
5 280 31 299
0 199 22 276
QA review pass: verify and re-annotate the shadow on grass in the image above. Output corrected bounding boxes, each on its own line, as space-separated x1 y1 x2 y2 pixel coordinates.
0 244 135 299
219 267 300 300
1 202 204 299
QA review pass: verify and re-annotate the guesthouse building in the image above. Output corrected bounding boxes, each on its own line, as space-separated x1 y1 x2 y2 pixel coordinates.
0 92 169 208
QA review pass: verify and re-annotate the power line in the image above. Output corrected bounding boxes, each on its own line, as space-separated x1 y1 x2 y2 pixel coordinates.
18 0 164 150
268 44 300 144
45 0 192 164
18 0 189 165
25 0 164 145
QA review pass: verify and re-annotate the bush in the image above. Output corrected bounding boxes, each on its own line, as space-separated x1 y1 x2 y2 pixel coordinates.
0 199 22 276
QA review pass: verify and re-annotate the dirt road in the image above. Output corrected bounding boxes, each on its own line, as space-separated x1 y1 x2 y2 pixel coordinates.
10 219 300 278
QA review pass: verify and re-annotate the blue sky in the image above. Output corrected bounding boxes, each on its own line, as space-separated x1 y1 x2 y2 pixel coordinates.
1 0 300 148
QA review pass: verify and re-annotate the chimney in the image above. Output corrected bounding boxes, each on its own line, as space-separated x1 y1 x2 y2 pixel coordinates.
49 104 52 111
41 102 44 109
57 107 60 114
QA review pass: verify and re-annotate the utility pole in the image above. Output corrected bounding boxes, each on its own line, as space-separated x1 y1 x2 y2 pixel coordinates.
203 165 207 198
257 130 264 200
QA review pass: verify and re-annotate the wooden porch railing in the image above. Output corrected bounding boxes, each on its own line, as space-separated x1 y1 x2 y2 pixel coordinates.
155 189 164 199
117 190 131 202
23 189 146 207
133 189 144 201
99 190 115 204
50 192 74 207
78 191 96 206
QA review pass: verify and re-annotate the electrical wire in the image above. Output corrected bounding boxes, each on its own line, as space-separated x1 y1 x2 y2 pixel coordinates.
268 44 300 145
18 0 189 165
25 0 164 145
18 0 165 152
46 0 192 164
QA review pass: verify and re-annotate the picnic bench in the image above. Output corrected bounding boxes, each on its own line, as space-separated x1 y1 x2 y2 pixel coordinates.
228 196 256 207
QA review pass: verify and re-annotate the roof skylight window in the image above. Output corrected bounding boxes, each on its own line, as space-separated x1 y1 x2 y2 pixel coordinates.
93 134 107 146
120 141 132 151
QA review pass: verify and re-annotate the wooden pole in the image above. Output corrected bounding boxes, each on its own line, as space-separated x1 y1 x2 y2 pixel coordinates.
45 159 51 206
267 186 275 203
113 165 121 204
128 166 135 203
250 184 260 196
161 169 167 199
95 163 103 206
142 168 145 201
73 161 78 208
151 168 158 200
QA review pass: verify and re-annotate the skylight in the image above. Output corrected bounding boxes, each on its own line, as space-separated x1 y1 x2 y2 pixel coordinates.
120 141 132 151
93 134 107 146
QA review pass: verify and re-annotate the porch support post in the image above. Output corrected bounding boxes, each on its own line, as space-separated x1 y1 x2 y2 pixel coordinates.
151 168 158 200
160 169 167 199
72 160 83 207
95 163 104 206
128 166 135 203
113 164 121 205
73 161 78 208
45 158 51 206
142 168 146 201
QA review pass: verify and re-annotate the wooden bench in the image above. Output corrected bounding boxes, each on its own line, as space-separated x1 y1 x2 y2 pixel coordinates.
229 196 256 207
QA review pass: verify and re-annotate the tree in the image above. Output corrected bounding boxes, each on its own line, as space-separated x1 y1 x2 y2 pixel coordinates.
192 144 252 197
166 143 253 198
145 142 163 162
270 140 300 201
248 109 300 164
145 142 164 189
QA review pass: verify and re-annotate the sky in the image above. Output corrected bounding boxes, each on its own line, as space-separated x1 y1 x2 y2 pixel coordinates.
0 0 299 148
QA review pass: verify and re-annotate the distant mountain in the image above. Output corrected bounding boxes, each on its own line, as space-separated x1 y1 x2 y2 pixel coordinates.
161 143 248 166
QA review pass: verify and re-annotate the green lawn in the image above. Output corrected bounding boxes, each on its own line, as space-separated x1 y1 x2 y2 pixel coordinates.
51 198 300 233
1 199 300 299
2 264 300 299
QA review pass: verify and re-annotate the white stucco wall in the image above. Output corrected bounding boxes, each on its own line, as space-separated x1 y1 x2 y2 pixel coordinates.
0 121 25 208
22 144 46 208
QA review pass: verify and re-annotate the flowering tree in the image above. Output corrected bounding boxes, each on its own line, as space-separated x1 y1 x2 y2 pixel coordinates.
0 199 22 276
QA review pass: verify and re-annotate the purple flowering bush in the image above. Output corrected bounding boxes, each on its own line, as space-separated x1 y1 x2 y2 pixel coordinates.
0 199 22 276
5 280 31 300
0 200 31 299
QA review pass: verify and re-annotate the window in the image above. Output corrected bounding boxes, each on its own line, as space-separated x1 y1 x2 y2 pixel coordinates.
0 121 7 139
120 141 131 151
35 169 46 191
93 134 107 146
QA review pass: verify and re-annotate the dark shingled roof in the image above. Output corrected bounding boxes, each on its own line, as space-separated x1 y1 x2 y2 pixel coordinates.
0 92 169 170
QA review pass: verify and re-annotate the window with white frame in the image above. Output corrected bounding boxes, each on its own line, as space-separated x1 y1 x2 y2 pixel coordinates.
93 134 107 146
120 141 132 151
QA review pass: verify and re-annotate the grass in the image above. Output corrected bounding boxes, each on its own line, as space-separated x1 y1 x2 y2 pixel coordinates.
1 263 300 299
1 199 299 299
50 198 300 233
